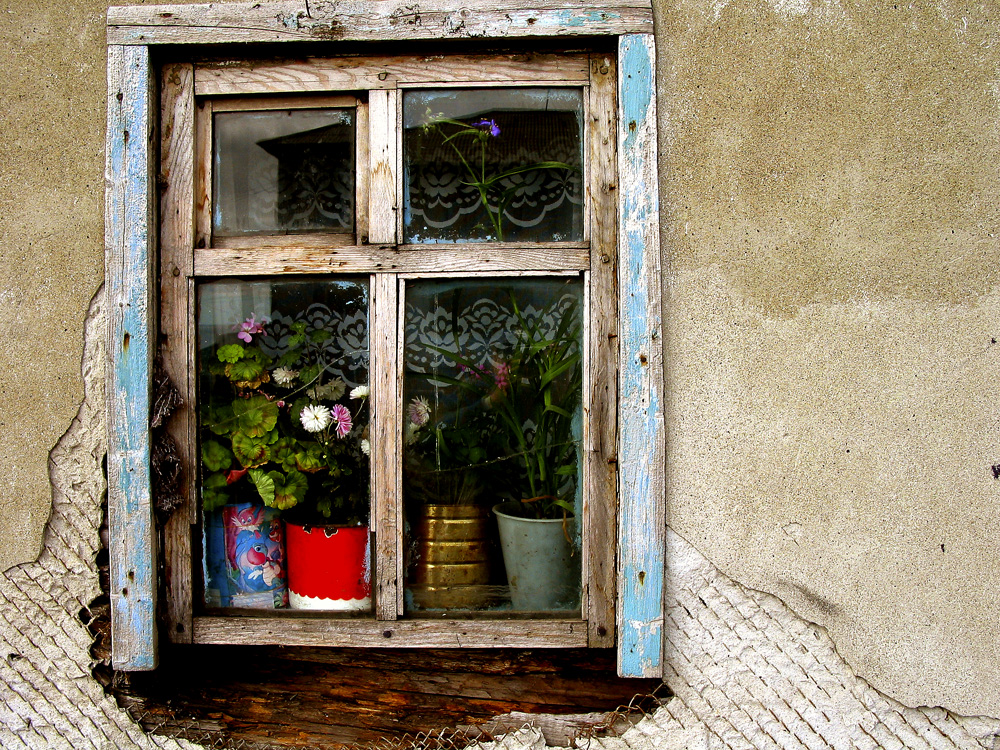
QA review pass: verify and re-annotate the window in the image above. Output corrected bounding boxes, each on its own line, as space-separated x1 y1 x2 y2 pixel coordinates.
106 1 663 677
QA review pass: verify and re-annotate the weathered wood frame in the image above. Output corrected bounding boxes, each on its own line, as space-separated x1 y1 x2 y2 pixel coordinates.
106 0 663 679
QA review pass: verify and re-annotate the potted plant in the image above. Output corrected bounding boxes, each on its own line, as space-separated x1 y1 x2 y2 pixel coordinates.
200 313 371 611
403 394 499 610
424 292 583 611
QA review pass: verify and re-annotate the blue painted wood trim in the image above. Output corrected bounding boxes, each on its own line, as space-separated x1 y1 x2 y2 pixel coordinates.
616 32 666 678
106 43 158 671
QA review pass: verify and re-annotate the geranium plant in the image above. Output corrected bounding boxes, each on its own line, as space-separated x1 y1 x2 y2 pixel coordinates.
200 314 370 526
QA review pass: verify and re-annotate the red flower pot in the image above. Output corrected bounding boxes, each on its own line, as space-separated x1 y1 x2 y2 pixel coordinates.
285 522 371 610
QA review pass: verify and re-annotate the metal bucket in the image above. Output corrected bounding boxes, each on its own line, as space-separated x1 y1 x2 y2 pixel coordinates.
410 504 491 610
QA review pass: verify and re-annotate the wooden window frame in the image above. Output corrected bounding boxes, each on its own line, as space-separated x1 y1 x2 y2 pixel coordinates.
106 0 664 678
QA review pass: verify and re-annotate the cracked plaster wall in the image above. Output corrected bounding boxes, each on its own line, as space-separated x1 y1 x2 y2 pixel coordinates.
1 0 999 745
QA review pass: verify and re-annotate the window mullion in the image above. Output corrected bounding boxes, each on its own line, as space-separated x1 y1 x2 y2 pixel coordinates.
372 272 402 619
368 89 398 245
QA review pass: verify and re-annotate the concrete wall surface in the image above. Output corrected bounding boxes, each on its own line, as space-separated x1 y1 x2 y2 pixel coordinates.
0 0 998 741
657 0 1000 718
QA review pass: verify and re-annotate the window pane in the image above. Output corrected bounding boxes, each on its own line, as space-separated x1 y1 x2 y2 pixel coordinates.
403 277 584 614
197 278 371 612
403 89 584 243
213 109 355 236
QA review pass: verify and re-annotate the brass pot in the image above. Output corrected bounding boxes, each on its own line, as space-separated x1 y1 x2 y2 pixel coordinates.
409 504 491 610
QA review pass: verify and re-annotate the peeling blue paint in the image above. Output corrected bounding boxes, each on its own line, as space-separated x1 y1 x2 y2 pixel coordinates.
553 9 623 27
107 44 158 672
617 33 664 679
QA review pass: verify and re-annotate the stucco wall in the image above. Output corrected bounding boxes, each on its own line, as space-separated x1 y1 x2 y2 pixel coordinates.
657 0 1000 717
1 0 997 729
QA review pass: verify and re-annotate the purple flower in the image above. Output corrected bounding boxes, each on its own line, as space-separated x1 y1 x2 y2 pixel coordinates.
330 403 353 438
234 313 266 343
493 361 510 390
473 118 500 137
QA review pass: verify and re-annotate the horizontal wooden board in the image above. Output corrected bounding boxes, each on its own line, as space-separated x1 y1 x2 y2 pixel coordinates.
108 0 653 46
196 54 590 96
193 244 590 275
193 617 590 647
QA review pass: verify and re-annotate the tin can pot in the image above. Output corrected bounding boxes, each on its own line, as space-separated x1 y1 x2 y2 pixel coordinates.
216 502 288 609
410 504 491 610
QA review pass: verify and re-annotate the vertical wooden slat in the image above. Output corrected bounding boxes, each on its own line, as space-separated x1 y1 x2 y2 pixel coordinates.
160 62 196 644
356 98 371 245
194 98 212 249
372 273 401 618
616 33 665 678
586 53 619 649
368 89 398 245
106 43 158 671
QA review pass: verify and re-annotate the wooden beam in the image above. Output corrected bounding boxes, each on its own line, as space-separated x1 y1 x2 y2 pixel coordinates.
615 33 664 679
106 43 158 671
159 62 196 645
193 616 590 647
107 0 653 46
193 244 590 275
195 54 590 96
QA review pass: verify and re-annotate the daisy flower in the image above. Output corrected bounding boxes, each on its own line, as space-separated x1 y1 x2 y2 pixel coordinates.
350 385 369 399
299 404 331 433
360 438 371 456
330 403 353 438
272 367 299 386
407 396 431 427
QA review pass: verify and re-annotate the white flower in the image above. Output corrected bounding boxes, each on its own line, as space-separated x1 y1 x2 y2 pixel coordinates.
299 404 331 433
272 367 299 386
407 396 431 427
350 385 369 399
404 421 420 445
360 438 371 456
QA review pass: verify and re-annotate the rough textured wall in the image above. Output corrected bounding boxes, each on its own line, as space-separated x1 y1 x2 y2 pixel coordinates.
657 0 1000 718
0 0 109 570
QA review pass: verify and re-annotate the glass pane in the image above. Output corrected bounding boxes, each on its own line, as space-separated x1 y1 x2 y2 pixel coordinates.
197 278 371 612
213 109 355 236
403 277 584 614
403 89 584 243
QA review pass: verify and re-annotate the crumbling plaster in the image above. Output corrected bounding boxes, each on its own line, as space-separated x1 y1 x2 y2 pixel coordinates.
0 0 998 742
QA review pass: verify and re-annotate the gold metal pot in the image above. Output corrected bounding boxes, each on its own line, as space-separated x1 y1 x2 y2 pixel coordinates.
409 504 492 610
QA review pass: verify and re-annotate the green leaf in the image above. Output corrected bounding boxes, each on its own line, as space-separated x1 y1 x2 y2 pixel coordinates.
310 329 333 343
231 431 271 468
269 469 308 510
227 358 266 385
300 363 321 385
201 440 233 472
202 472 230 512
248 468 276 505
217 344 245 363
232 395 279 438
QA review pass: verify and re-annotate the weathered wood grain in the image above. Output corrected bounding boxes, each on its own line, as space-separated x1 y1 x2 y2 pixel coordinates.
615 33 664 679
195 54 590 96
106 43 158 670
107 1 654 46
193 616 590 647
159 62 196 644
193 244 590 275
585 52 618 649
112 646 662 748
368 89 397 245
372 274 401 618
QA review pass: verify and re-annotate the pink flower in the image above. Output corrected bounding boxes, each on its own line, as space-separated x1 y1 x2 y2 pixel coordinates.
494 361 510 390
234 313 266 343
407 397 431 427
330 403 353 438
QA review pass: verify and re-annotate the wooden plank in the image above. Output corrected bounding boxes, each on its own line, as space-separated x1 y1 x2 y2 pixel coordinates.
195 54 590 96
159 62 196 644
585 52 618 649
356 99 370 246
212 233 356 249
615 33 664 679
194 98 211 250
193 616 590 647
372 274 400 619
106 43 158 671
368 89 397 245
194 245 590 275
209 93 356 112
107 1 654 46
